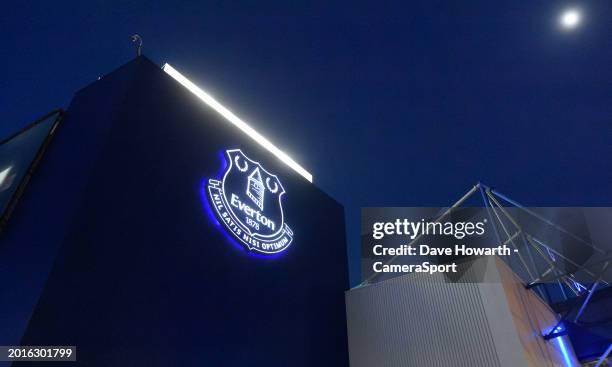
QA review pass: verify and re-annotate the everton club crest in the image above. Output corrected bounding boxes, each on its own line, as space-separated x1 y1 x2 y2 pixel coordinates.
207 149 294 254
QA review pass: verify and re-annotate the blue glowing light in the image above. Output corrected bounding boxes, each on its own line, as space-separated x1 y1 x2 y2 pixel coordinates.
544 323 577 367
556 336 575 367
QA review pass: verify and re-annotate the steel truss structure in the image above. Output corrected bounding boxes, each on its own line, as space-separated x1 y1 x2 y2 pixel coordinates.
359 182 612 362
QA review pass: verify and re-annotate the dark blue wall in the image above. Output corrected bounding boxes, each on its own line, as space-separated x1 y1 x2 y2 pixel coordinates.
3 57 349 366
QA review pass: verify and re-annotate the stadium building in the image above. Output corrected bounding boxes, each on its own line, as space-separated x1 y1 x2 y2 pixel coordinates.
0 56 349 366
1 56 611 367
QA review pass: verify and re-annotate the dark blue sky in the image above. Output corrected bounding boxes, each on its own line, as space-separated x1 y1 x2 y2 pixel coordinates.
2 1 611 284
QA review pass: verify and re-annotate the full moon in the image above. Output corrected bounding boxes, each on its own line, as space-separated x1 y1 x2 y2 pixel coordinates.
560 8 582 30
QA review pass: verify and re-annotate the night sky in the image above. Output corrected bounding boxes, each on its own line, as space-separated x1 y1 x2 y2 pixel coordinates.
2 1 611 285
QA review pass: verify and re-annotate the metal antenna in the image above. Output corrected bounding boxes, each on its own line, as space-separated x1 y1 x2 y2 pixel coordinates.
130 34 143 57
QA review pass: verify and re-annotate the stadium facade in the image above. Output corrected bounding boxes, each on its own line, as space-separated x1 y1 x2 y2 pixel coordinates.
0 56 349 366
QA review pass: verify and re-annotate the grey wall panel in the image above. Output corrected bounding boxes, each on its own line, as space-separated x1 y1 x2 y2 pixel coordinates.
346 257 532 367
477 258 528 367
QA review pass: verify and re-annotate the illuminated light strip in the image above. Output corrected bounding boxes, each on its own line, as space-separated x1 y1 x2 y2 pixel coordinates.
162 63 313 183
556 337 577 367
0 166 11 187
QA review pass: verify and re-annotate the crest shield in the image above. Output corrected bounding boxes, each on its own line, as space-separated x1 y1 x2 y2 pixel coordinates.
207 149 293 254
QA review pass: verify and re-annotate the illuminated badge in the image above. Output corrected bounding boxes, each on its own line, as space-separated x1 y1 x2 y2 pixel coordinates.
207 149 294 254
